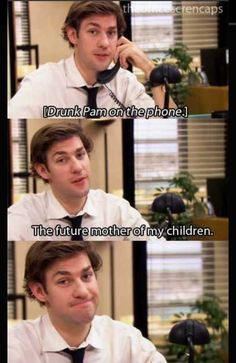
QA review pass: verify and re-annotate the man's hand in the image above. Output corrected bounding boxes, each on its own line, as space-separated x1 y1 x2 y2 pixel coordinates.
114 36 155 79
115 36 177 108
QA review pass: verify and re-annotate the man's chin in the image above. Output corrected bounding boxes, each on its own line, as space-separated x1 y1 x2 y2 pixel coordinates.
94 60 113 72
75 188 89 199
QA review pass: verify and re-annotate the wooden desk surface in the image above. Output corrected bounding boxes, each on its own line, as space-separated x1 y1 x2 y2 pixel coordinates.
186 86 228 114
192 216 228 240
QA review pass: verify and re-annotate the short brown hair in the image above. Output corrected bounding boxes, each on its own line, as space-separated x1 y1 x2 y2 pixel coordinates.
24 241 102 305
62 0 126 47
30 121 93 179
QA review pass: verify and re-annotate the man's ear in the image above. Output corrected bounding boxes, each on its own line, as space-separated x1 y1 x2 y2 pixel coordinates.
28 282 48 304
66 26 79 46
34 163 50 181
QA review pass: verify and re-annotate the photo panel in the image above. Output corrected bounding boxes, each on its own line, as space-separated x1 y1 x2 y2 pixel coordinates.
8 241 134 321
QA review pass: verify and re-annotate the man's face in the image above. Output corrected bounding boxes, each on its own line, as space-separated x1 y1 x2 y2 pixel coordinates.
31 253 99 327
69 14 118 73
36 135 91 201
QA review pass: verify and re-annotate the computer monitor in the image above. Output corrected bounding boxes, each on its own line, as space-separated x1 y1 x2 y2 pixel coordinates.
207 177 228 217
200 48 228 86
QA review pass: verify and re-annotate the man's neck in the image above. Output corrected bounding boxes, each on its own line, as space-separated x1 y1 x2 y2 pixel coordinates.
73 52 97 86
51 189 88 215
48 313 91 347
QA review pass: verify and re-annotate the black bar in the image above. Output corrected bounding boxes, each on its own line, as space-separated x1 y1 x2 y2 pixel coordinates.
110 244 115 319
104 130 109 193
120 2 148 338
218 1 229 48
122 120 135 206
8 1 17 97
132 242 148 338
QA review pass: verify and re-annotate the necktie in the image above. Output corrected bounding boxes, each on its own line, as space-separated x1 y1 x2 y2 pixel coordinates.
63 347 86 363
64 215 83 241
82 86 99 118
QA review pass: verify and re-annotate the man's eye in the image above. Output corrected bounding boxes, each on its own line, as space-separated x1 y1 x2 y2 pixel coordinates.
89 29 97 35
77 151 86 159
108 30 117 37
83 271 93 280
56 158 66 163
57 279 69 285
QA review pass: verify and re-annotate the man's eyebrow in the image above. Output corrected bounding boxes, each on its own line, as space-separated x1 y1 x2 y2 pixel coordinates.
52 265 93 278
51 147 85 158
86 22 117 30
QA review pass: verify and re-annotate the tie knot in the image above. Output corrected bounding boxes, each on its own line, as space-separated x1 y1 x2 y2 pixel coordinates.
63 347 86 363
63 215 83 241
82 86 99 96
64 215 83 227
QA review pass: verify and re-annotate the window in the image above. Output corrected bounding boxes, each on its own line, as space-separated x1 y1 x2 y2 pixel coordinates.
134 117 227 211
11 119 29 198
8 242 16 319
134 119 178 209
131 0 218 60
132 1 224 212
147 241 228 340
131 1 175 60
14 1 31 66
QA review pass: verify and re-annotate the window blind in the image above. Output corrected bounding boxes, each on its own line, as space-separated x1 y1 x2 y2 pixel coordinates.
173 0 218 58
14 1 31 65
8 242 15 319
131 0 218 60
134 118 226 211
8 120 28 318
147 240 228 342
11 119 29 196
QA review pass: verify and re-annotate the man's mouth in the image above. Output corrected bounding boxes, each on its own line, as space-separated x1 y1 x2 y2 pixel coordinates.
71 299 92 307
94 53 110 60
71 176 87 184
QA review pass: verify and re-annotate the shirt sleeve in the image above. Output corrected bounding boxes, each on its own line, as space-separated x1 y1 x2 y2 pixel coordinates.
8 75 45 119
129 327 167 363
126 79 155 110
117 69 155 110
118 199 163 241
8 326 42 363
8 209 32 241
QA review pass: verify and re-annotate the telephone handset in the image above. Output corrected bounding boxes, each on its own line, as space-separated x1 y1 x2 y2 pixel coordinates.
97 60 126 110
97 60 120 84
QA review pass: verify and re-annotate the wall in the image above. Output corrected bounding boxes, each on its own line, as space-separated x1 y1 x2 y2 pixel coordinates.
29 1 73 64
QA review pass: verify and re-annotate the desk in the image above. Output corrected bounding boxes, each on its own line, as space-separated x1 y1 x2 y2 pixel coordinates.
192 216 228 240
186 86 228 114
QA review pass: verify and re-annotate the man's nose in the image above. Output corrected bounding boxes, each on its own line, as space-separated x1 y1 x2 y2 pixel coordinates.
98 32 110 47
71 157 83 172
72 280 88 298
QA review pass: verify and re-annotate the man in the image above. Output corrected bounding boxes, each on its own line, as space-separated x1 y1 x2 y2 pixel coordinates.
8 0 175 119
8 241 167 363
8 122 162 241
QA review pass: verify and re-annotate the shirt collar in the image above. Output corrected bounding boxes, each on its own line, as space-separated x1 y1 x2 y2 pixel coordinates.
64 54 114 88
41 314 103 352
64 54 87 88
46 189 97 220
64 54 102 88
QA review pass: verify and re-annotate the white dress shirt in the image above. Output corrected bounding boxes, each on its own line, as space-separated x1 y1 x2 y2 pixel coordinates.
8 54 155 119
8 189 162 241
8 314 166 363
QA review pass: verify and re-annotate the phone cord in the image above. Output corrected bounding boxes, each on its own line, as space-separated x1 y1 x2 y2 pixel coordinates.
103 84 126 110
